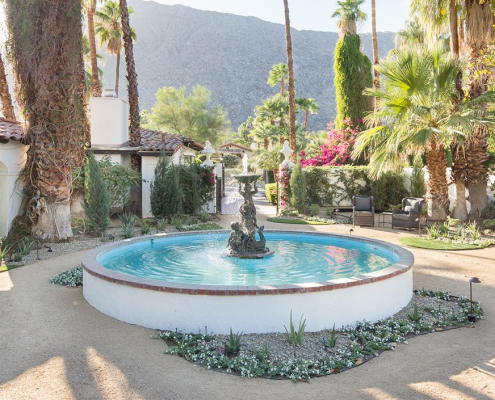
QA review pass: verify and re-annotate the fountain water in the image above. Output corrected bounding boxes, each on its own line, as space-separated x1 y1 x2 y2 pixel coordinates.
227 174 273 258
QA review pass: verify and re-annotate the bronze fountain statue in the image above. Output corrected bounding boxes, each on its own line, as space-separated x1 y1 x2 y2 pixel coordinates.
227 174 272 258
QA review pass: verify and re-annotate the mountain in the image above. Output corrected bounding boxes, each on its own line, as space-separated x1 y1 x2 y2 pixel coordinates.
100 0 397 131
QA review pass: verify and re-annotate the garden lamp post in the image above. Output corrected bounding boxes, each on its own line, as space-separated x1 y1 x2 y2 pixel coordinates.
35 231 43 261
468 277 481 322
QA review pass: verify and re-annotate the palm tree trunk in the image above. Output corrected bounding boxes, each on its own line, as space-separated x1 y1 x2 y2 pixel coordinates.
280 77 285 96
458 17 464 56
371 0 380 111
425 139 449 221
304 110 309 130
464 1 492 217
449 0 459 58
264 136 269 150
283 0 297 163
87 1 101 97
4 0 87 240
120 0 140 147
450 143 468 221
115 48 120 97
0 48 15 120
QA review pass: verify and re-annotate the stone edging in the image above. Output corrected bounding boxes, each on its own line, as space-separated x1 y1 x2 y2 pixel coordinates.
81 230 414 296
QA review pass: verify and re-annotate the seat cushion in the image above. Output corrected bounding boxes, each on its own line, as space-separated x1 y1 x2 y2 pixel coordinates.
393 213 411 220
355 197 371 211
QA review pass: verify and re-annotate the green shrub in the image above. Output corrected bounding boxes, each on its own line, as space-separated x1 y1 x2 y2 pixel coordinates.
141 219 152 235
290 162 307 213
222 154 240 168
224 328 242 357
371 171 408 211
481 201 495 220
83 152 111 236
410 154 426 199
284 311 307 347
265 183 278 205
50 266 83 287
484 219 495 230
304 167 330 206
308 204 320 216
156 218 167 233
325 207 334 216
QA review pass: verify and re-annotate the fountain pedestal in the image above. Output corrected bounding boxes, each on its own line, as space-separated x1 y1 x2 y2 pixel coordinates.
227 174 273 258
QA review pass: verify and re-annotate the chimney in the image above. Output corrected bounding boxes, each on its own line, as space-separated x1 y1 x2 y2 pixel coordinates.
89 96 129 147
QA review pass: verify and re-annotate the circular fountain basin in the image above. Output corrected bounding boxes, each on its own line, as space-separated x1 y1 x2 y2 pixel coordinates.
82 230 413 334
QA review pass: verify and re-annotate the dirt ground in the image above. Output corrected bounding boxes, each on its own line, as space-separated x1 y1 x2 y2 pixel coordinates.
1 199 495 400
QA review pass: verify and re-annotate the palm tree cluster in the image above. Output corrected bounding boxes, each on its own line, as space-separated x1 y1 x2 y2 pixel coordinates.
353 47 495 221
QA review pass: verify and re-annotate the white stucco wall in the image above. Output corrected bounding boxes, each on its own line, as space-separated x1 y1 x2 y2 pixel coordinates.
83 268 413 334
0 141 27 236
89 97 129 146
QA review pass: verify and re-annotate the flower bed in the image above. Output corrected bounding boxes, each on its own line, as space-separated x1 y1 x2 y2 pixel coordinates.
157 290 482 382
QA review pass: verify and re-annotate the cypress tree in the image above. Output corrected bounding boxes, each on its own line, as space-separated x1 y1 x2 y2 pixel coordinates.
333 33 373 128
150 154 183 219
290 162 307 214
84 152 111 236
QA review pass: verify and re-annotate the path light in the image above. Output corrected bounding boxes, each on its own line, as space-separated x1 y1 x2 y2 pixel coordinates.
108 233 115 242
44 244 52 253
35 230 43 261
468 277 481 323
349 228 354 235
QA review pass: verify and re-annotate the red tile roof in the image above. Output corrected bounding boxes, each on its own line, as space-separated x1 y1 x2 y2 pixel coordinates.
0 118 25 142
138 128 204 153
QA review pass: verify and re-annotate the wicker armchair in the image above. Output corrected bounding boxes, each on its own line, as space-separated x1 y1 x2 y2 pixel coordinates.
392 197 425 230
352 196 375 227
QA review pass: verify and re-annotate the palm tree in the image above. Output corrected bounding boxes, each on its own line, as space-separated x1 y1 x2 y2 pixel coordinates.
119 0 140 148
4 0 88 239
283 0 297 163
352 48 495 221
83 0 102 97
82 36 104 99
371 0 379 110
0 47 15 120
332 0 367 36
410 0 494 216
295 98 320 130
394 18 426 50
95 1 135 97
267 63 288 96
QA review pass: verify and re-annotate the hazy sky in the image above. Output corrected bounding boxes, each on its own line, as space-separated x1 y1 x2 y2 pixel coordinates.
143 0 411 33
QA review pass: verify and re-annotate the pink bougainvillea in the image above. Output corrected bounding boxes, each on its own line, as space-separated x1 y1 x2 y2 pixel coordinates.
276 166 291 208
301 118 360 167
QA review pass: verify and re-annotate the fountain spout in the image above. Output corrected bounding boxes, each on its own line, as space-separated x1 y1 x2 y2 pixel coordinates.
242 153 248 174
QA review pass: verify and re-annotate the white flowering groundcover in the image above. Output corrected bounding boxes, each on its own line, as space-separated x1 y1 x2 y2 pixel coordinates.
157 290 483 382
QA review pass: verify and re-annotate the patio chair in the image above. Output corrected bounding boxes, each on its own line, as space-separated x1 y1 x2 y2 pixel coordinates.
352 196 375 227
392 197 425 230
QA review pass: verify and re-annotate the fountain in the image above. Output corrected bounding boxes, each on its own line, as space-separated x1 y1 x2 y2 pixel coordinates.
227 173 272 258
81 149 414 333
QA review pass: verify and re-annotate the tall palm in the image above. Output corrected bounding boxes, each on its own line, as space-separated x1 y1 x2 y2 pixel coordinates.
120 0 140 148
283 0 297 163
82 35 103 99
353 48 495 221
0 46 15 120
95 1 135 97
295 98 319 130
255 95 288 145
83 0 102 97
371 0 379 110
332 0 367 36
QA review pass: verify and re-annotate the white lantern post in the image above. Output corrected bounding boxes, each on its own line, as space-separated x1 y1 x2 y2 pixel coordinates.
280 140 294 169
201 140 215 166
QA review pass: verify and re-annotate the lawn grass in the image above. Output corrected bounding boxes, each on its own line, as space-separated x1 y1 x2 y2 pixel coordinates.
399 237 487 250
180 223 224 231
267 217 329 225
0 263 24 273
